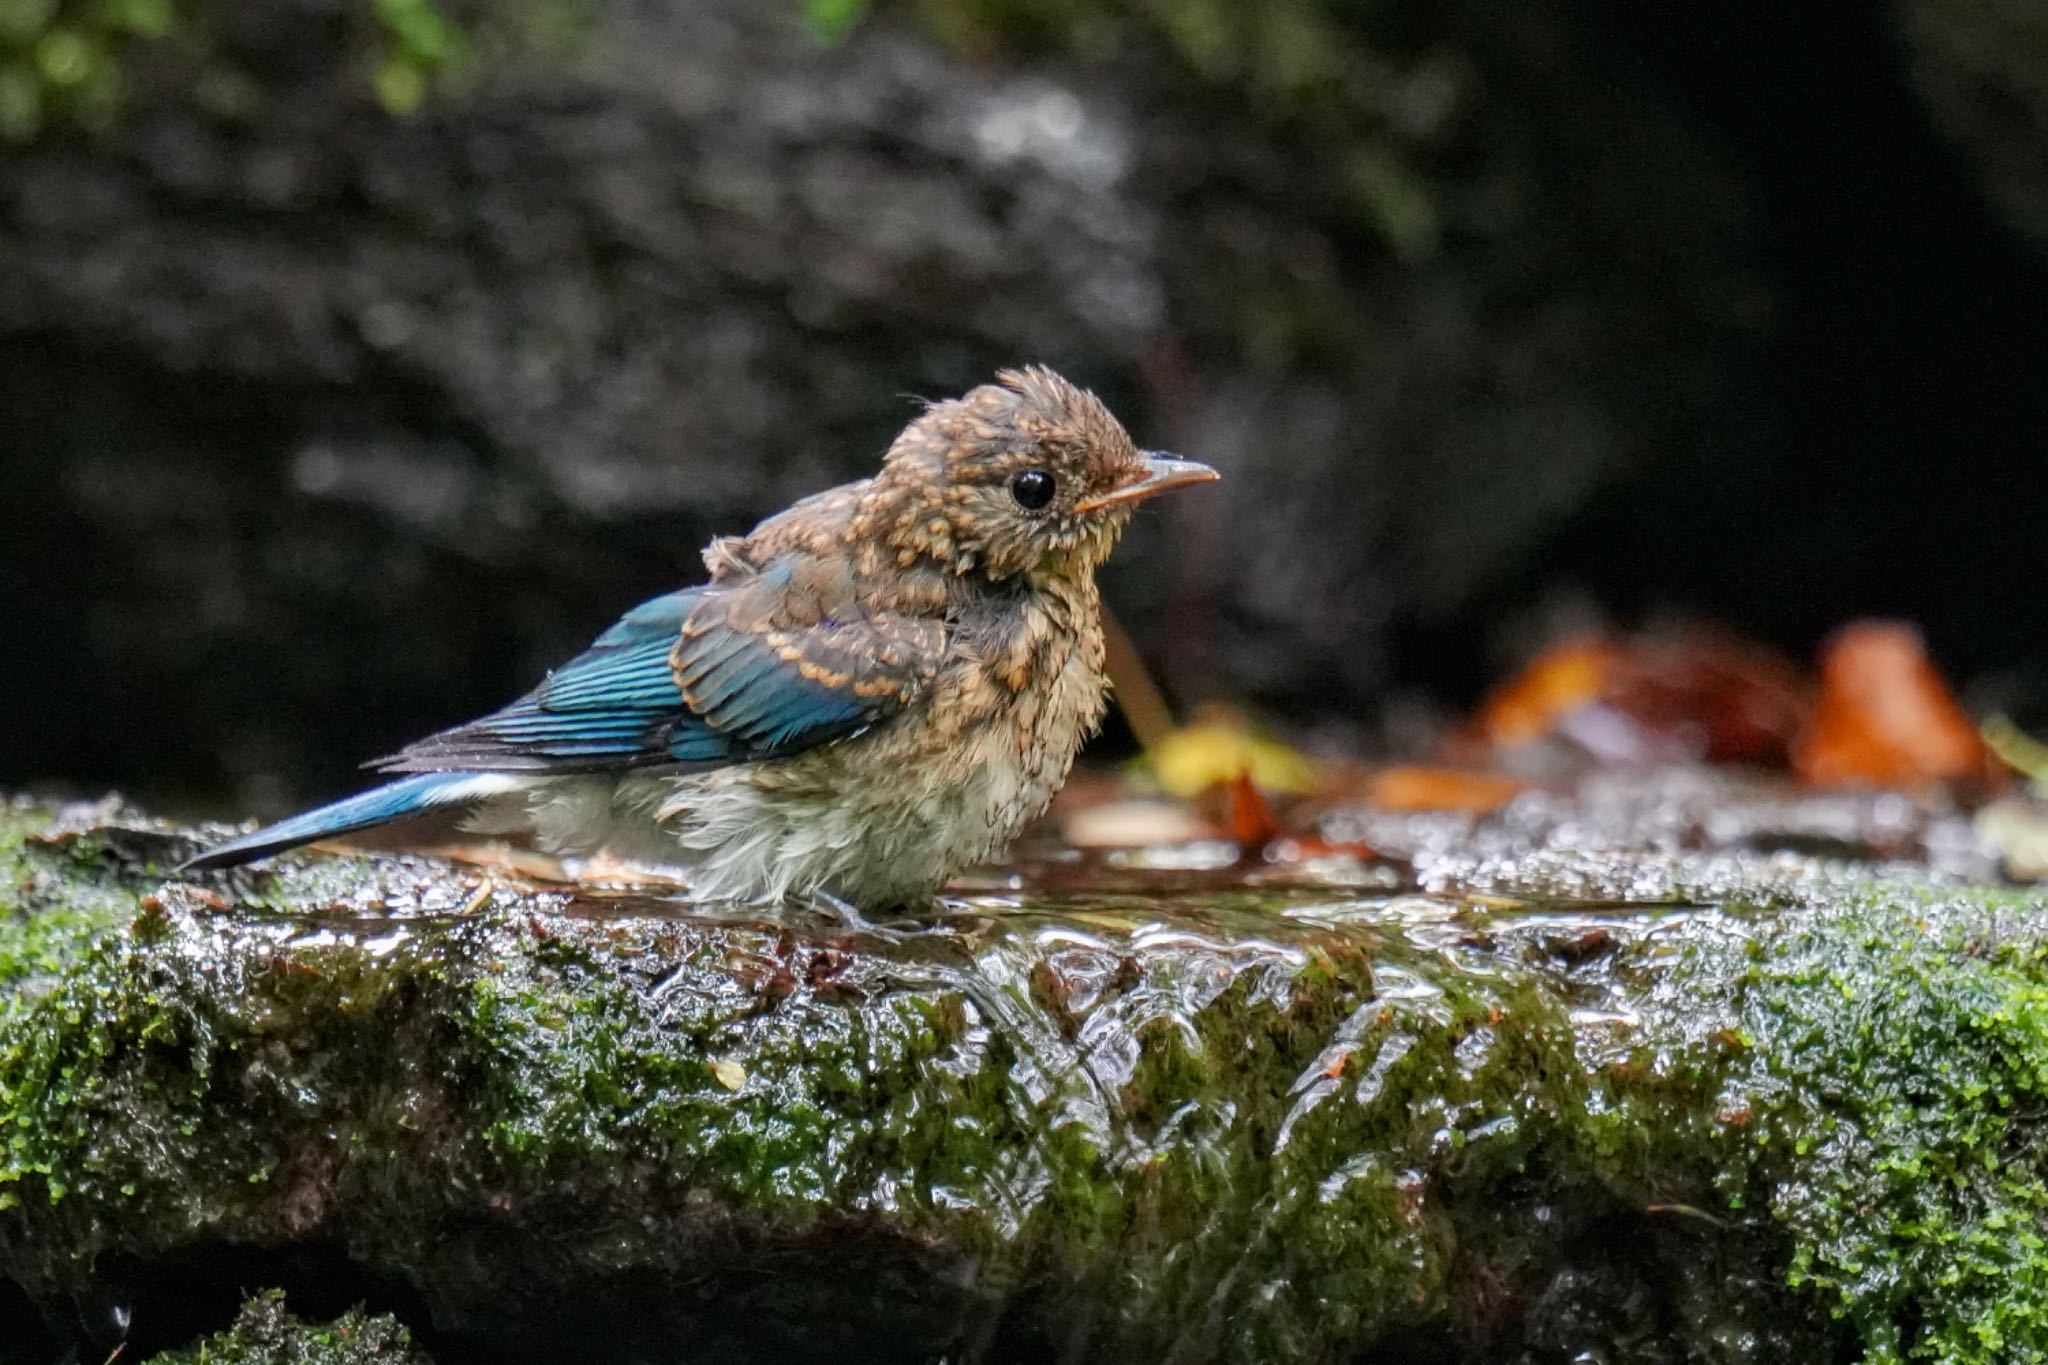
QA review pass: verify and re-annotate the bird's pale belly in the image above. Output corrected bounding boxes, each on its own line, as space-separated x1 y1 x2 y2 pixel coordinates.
481 643 1108 905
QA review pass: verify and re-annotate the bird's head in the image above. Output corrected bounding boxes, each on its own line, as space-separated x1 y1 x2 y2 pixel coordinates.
869 366 1218 581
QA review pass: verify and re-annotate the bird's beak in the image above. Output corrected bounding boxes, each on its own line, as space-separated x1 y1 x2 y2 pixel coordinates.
1076 452 1220 513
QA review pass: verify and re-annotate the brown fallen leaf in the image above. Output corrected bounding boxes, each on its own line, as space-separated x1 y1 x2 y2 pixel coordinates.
1216 771 1380 864
1481 637 1616 748
1480 628 1808 766
1223 769 1282 849
1794 621 1988 788
1601 627 1809 765
1361 765 1531 813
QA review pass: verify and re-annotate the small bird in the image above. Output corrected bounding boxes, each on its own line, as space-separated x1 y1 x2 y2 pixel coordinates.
186 367 1217 907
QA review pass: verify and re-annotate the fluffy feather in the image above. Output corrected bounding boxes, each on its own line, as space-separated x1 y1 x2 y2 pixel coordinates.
183 368 1214 904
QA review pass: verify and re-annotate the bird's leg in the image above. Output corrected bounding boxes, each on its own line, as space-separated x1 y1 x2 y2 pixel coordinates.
799 893 957 942
801 889 885 936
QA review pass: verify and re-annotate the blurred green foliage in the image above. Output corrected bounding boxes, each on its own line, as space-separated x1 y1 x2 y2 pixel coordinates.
0 0 159 140
799 0 869 46
371 0 465 115
0 0 485 141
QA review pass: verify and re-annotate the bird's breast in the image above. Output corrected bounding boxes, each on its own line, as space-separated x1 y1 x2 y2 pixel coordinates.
912 581 1109 814
649 582 1110 904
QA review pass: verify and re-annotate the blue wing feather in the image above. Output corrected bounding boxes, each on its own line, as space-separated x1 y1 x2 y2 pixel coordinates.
373 590 740 773
591 591 696 645
373 561 940 778
185 568 945 871
181 772 513 870
671 627 877 756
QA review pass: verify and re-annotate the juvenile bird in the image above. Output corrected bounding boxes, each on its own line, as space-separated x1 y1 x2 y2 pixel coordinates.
186 367 1217 907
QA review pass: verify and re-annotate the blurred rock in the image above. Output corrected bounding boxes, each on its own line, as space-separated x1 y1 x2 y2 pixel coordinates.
1897 0 2048 250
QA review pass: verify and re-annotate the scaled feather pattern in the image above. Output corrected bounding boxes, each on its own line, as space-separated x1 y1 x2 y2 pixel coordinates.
186 368 1217 907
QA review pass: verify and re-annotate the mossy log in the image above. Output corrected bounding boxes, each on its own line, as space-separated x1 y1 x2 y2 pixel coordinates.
3 793 2047 1363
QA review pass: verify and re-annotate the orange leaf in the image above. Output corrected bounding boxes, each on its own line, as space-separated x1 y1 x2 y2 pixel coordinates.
1363 766 1530 813
1480 638 1616 747
1223 769 1281 849
1794 621 1986 787
1480 628 1808 765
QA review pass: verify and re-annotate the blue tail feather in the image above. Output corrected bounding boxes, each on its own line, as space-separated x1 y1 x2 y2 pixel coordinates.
180 773 519 871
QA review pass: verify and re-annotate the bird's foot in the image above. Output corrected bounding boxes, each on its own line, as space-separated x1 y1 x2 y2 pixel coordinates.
802 890 887 936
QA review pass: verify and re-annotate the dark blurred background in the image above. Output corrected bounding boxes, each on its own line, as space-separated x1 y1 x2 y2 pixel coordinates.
3 0 2044 816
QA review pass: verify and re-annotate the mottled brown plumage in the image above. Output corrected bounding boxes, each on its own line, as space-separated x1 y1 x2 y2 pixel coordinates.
186 367 1217 907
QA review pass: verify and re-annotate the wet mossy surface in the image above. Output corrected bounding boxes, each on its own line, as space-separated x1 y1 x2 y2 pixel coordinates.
2 792 2047 1361
143 1290 427 1365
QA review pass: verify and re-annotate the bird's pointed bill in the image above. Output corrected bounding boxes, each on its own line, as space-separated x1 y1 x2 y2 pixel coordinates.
1075 453 1220 512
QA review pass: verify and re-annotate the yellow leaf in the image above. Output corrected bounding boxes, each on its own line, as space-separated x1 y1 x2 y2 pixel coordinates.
1136 709 1318 798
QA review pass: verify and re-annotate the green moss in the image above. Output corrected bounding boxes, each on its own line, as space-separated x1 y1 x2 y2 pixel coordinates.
424 889 1810 1355
0 809 133 989
7 797 2048 1359
1688 889 2048 1362
0 810 482 1270
0 800 166 1214
143 1289 428 1364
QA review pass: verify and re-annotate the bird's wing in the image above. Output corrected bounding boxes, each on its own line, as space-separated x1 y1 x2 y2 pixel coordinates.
373 558 947 775
671 553 946 756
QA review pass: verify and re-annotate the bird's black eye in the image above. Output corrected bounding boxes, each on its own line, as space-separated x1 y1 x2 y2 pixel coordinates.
1009 469 1056 511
